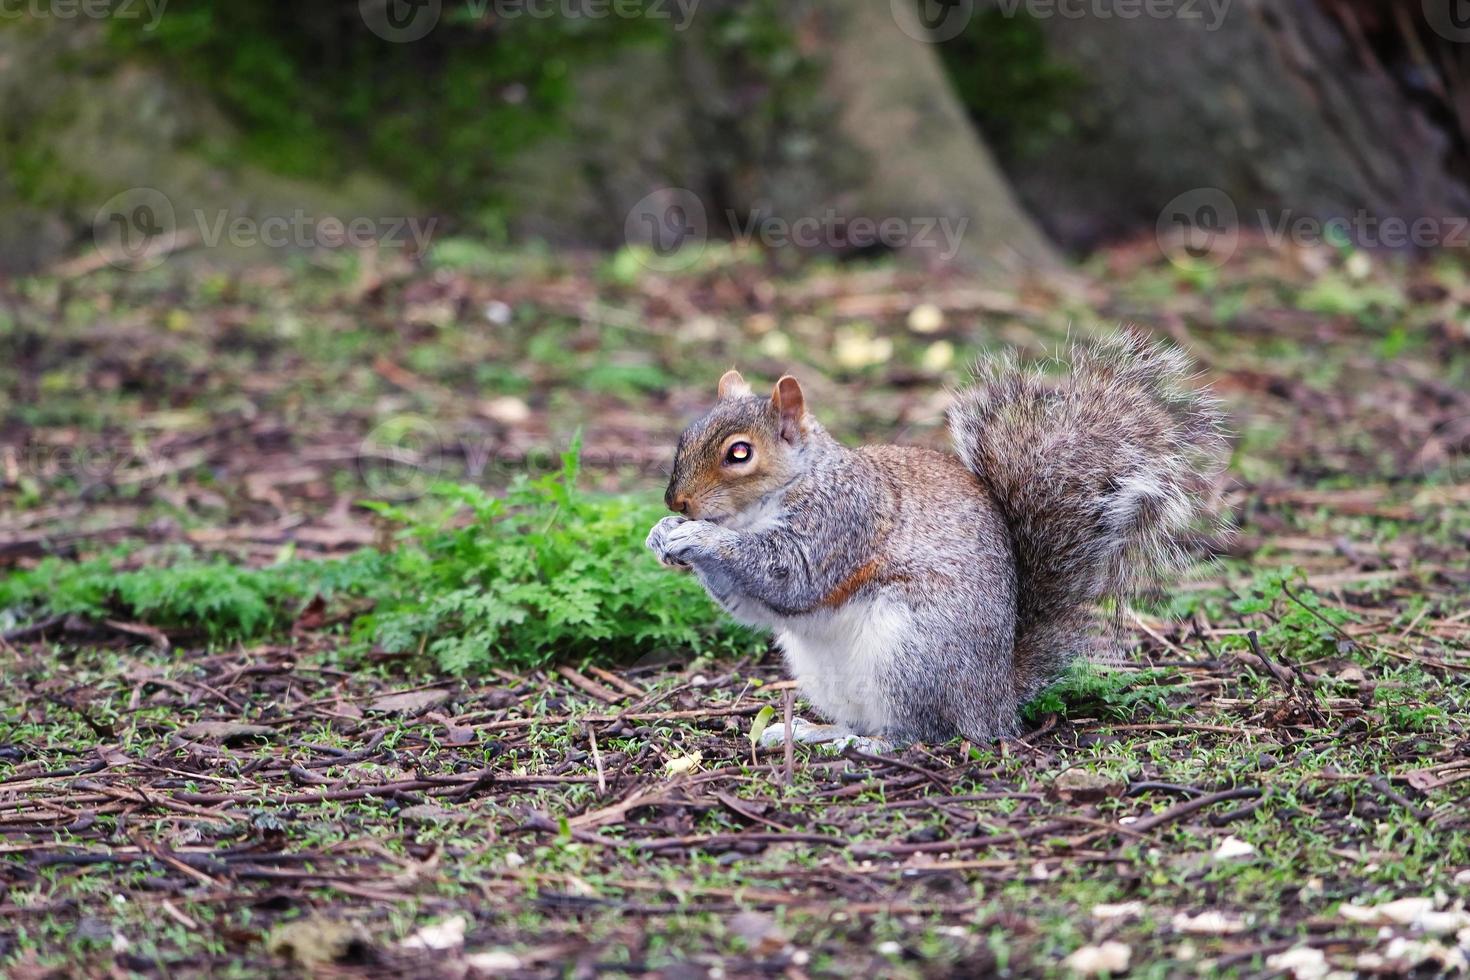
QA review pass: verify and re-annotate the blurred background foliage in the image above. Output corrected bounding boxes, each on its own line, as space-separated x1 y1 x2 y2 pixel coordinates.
102 1 667 232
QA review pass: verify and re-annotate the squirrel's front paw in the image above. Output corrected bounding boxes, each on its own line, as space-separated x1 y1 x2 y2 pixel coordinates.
645 516 690 568
646 516 725 569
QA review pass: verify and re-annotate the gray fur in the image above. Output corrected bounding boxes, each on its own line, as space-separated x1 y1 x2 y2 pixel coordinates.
647 334 1229 742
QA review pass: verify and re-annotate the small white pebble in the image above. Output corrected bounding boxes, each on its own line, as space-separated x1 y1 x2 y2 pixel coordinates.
907 303 946 334
503 852 526 869
1266 946 1328 980
483 301 513 325
791 951 810 967
877 941 902 956
1212 835 1257 862
481 396 530 425
1063 942 1131 975
1172 910 1246 935
466 951 523 972
1091 901 1144 921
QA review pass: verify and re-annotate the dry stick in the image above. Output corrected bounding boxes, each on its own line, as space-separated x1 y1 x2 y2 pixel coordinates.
629 831 845 853
589 727 607 796
1122 786 1263 836
1102 723 1266 735
1367 776 1430 821
171 773 592 807
843 747 951 793
713 792 795 833
854 821 1072 857
585 666 645 698
471 703 768 733
132 835 220 889
782 688 795 787
556 665 622 704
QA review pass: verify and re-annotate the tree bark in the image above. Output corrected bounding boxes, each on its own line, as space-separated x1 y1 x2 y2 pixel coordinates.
498 1 1059 275
994 0 1470 250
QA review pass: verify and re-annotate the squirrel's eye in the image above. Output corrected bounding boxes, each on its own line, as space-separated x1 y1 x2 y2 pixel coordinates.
725 442 753 465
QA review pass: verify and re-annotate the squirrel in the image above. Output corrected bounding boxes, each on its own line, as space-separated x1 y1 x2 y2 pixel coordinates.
645 332 1229 746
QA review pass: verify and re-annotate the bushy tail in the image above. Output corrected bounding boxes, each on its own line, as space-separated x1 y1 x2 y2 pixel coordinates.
949 332 1230 701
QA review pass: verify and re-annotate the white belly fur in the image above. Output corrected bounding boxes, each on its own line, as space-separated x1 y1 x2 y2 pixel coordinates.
776 598 908 734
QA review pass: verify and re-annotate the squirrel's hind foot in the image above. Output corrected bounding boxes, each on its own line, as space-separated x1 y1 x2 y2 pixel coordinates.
757 717 896 754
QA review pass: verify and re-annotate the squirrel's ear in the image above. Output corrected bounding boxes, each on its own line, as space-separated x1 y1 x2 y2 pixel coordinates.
771 375 806 443
717 369 751 400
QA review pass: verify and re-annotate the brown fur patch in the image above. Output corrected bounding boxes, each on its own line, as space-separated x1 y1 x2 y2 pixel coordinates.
818 558 884 609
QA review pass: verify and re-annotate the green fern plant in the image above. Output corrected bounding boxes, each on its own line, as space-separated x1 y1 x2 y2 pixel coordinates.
357 438 756 672
0 441 753 671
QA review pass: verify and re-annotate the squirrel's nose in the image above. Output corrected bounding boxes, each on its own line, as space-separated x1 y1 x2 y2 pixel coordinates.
666 489 690 514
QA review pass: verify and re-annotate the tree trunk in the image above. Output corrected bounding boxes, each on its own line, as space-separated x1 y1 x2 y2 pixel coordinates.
989 0 1470 250
498 1 1058 275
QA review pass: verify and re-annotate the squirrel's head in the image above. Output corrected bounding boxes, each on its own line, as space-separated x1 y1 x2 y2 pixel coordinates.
664 370 816 523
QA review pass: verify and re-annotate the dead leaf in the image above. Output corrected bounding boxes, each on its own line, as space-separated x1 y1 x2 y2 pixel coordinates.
1090 901 1144 921
104 619 170 650
268 916 369 966
1051 768 1126 803
728 910 786 955
466 951 523 973
369 688 452 715
398 804 460 824
292 595 327 632
401 915 466 951
1171 910 1246 935
180 721 274 743
96 745 131 767
1340 898 1470 934
1267 946 1329 979
1212 836 1257 862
